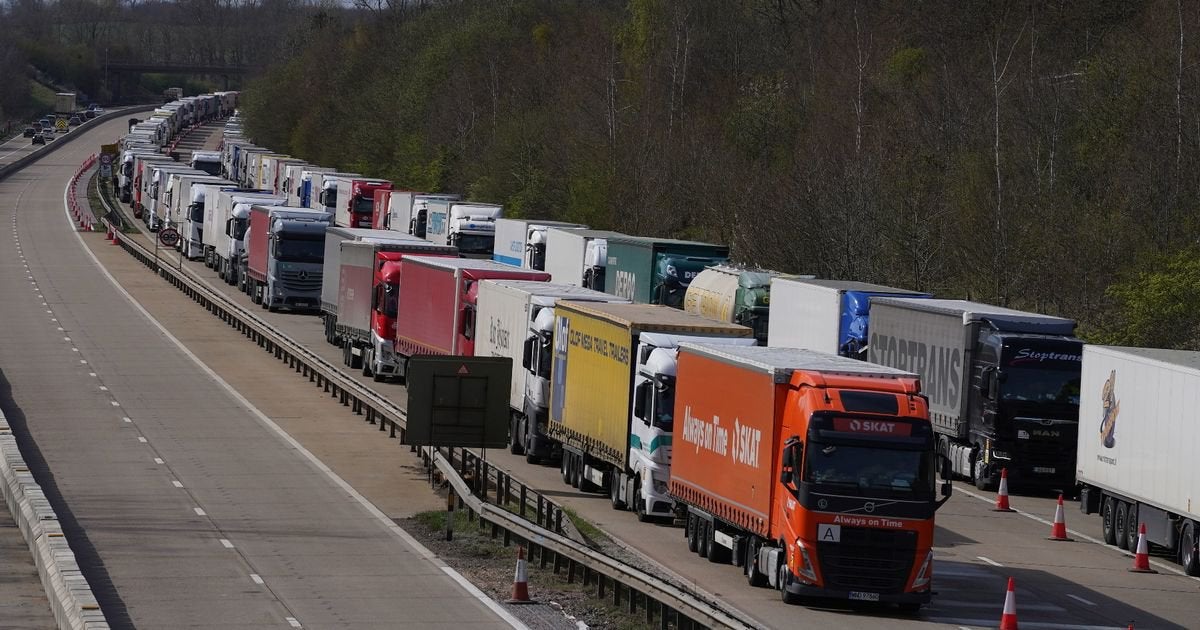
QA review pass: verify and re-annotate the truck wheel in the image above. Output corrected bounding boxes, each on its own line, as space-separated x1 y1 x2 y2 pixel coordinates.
560 455 570 484
1123 503 1139 551
524 446 541 466
578 465 598 493
1114 501 1130 550
779 565 800 605
508 417 523 455
745 539 767 587
971 451 993 491
706 525 729 564
1101 496 1117 545
634 475 652 523
686 514 698 552
610 474 626 510
362 349 373 377
1181 522 1199 577
697 519 710 557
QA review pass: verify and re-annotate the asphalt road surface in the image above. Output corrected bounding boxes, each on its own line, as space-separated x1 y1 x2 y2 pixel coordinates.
0 115 523 628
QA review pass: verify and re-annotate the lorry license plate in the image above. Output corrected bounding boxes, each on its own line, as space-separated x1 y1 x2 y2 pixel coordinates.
848 591 880 602
1033 466 1056 474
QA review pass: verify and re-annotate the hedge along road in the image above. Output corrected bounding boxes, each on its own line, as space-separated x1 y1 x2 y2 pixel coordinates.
99 159 1200 628
0 115 528 628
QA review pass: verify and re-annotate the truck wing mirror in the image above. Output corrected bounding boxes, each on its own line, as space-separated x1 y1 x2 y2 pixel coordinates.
780 439 802 485
522 337 535 370
633 382 649 423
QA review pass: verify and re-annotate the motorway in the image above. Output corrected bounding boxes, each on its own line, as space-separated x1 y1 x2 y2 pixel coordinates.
0 116 524 628
9 115 1200 629
109 127 1200 629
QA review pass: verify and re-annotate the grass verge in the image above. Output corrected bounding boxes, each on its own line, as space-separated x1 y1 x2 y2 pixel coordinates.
408 507 661 630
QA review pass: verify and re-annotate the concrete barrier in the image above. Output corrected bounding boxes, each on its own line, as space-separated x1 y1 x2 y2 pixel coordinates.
0 411 109 629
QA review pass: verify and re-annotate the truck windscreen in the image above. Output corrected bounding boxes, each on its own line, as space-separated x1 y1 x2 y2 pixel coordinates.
805 442 936 495
232 218 248 240
275 237 324 263
1000 368 1080 405
353 196 374 215
456 234 493 254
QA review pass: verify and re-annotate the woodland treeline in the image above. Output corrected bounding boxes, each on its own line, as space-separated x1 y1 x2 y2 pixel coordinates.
6 0 1200 348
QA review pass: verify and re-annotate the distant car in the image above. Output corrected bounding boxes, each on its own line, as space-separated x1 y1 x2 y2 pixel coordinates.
68 115 82 126
42 131 55 142
23 127 36 137
83 110 96 120
31 133 45 145
39 118 51 128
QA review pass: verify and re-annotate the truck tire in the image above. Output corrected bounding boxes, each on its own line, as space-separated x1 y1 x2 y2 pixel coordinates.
1181 522 1199 577
634 475 652 522
1101 496 1117 545
509 417 523 455
706 525 729 564
1124 503 1139 551
609 474 626 510
779 564 800 605
697 519 710 558
972 449 993 491
685 514 698 553
560 455 570 484
1114 501 1130 550
745 538 767 587
362 349 373 377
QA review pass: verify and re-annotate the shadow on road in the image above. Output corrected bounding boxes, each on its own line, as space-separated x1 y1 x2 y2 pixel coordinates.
0 368 134 629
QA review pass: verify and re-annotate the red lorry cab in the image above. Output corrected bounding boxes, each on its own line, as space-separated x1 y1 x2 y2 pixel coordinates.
395 256 550 359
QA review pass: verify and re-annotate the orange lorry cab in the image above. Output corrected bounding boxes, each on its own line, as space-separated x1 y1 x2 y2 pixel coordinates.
670 344 952 610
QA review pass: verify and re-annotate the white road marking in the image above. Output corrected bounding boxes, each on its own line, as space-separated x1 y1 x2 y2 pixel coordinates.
977 556 1003 567
61 178 532 630
71 347 78 352
63 336 70 341
109 401 119 406
1066 593 1097 606
122 417 131 423
153 458 164 464
89 372 97 377
219 539 234 549
172 480 183 488
249 573 264 585
99 386 108 391
955 485 1200 580
286 618 301 628
193 507 206 516
137 437 147 443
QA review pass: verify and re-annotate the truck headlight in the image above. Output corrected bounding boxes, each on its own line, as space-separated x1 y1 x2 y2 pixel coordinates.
911 551 932 590
794 539 818 583
652 477 668 494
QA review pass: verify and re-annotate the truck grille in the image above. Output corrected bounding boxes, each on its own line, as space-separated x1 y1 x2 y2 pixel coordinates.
817 527 916 593
280 269 321 292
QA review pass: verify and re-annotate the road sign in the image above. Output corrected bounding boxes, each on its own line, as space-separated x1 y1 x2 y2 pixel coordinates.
158 227 180 248
404 356 511 448
55 118 68 130
99 154 112 166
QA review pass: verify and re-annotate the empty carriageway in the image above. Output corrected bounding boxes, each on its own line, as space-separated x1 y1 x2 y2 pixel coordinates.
0 115 522 627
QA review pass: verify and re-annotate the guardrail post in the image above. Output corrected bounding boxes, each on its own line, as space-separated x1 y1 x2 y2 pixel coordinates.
536 496 544 527
567 559 576 584
555 509 563 534
519 486 527 517
597 574 606 599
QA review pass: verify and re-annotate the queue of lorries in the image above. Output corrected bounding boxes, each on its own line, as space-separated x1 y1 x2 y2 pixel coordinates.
111 102 1200 612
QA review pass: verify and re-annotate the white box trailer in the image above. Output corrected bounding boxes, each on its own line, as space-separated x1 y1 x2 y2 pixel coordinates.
1077 345 1200 574
493 219 588 269
474 280 627 458
543 228 621 291
766 278 928 356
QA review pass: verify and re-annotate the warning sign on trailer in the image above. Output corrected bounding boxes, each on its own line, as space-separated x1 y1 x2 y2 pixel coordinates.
404 355 510 448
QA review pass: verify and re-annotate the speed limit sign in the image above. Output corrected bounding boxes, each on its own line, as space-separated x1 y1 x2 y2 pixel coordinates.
158 227 180 248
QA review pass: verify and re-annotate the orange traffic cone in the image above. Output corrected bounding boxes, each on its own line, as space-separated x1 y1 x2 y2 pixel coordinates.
999 576 1019 630
507 545 534 604
993 468 1015 512
1129 523 1157 573
1048 494 1073 541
